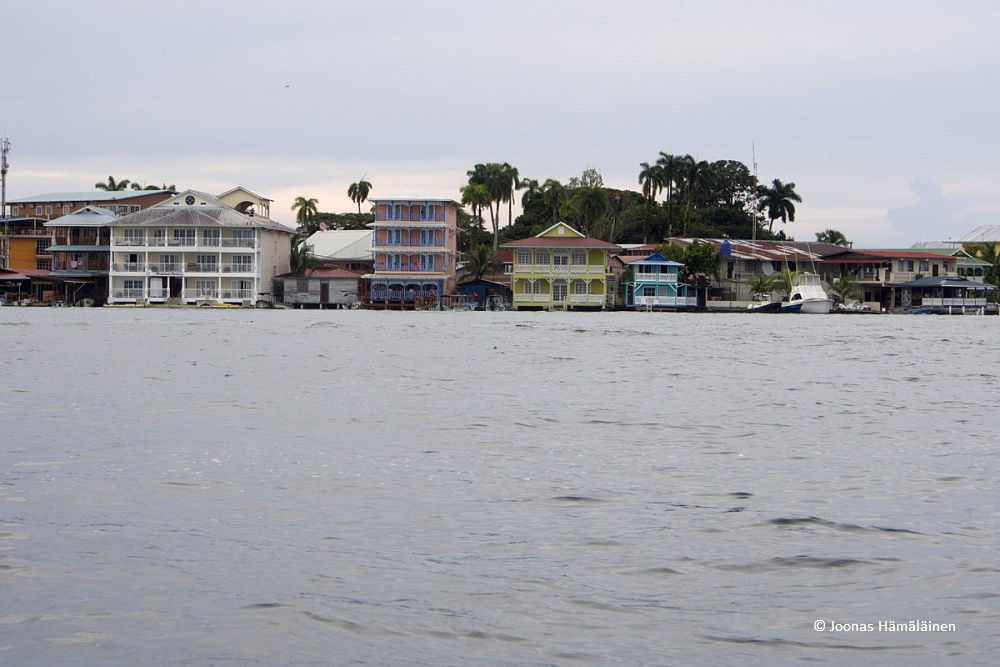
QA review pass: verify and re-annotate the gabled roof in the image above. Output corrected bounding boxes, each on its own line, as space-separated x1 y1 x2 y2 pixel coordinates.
501 222 619 250
629 251 683 266
668 238 843 262
368 188 459 204
216 186 272 202
306 229 373 260
43 206 119 227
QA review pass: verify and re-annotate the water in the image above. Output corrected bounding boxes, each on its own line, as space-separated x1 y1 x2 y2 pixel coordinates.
1 308 998 665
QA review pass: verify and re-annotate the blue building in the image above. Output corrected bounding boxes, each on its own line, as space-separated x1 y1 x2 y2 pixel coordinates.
624 252 695 309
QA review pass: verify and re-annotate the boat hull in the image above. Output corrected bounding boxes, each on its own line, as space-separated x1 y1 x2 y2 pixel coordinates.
780 298 833 314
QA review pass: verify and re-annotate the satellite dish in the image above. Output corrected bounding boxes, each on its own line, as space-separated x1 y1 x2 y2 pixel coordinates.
762 263 774 276
319 222 328 231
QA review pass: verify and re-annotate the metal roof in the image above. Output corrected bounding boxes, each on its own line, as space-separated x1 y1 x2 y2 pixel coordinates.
43 206 119 227
108 205 292 232
949 225 1000 244
306 229 373 260
47 245 110 252
9 191 171 203
896 276 996 290
277 266 363 279
669 238 843 261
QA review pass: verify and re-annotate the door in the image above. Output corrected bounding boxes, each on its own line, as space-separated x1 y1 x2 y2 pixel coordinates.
320 281 329 303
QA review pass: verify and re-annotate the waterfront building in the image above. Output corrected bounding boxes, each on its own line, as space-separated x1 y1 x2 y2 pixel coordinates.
502 222 619 311
278 266 362 309
44 206 118 304
362 188 459 308
622 251 694 309
7 190 173 221
106 189 293 305
306 229 374 273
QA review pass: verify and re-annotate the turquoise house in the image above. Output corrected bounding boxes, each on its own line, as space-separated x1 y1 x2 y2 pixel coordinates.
624 252 694 309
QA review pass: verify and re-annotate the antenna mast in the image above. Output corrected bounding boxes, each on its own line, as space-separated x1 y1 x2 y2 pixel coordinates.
1 136 9 268
751 141 758 244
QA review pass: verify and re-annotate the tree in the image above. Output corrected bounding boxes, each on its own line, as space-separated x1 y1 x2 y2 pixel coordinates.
776 267 798 297
682 239 720 281
816 229 850 246
460 183 492 237
830 274 858 304
130 181 175 191
638 162 662 242
966 243 1000 286
347 178 372 214
291 196 319 233
462 243 502 281
466 162 510 249
575 187 608 237
747 272 777 297
757 179 802 233
502 163 519 233
676 156 715 236
540 178 565 225
288 233 321 272
95 175 131 191
520 178 541 208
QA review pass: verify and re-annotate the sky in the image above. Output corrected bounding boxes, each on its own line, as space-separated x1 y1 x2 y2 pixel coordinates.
4 0 998 247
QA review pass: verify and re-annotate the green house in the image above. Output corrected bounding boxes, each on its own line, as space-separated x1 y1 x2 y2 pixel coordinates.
502 222 619 311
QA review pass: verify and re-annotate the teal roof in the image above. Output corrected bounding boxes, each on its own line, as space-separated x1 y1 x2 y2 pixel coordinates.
48 245 110 252
43 206 119 227
10 191 170 204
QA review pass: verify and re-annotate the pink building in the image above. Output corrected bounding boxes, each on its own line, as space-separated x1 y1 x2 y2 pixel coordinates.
364 188 459 304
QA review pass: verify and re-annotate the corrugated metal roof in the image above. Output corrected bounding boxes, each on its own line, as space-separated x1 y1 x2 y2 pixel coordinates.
669 238 843 261
368 188 459 204
277 266 363 279
950 225 1000 243
43 206 119 227
47 245 110 252
306 229 373 260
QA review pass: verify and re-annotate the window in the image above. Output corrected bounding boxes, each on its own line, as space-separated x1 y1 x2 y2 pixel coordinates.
35 206 43 215
385 204 402 221
36 239 52 254
160 254 179 271
571 249 587 265
130 205 140 213
123 279 143 291
573 280 587 294
202 229 221 246
535 249 550 265
919 260 929 272
232 229 254 246
62 206 71 215
123 228 144 245
516 249 531 265
386 229 402 246
233 255 253 271
420 204 438 221
10 206 17 216
44 206 52 216
643 285 657 297
297 279 309 293
173 229 196 245
36 259 52 270
196 254 217 271
522 278 540 294
195 280 216 297
901 260 914 272
553 252 568 268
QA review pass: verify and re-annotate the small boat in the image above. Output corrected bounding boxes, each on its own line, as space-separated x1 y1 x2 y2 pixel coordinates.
780 273 833 314
747 292 780 313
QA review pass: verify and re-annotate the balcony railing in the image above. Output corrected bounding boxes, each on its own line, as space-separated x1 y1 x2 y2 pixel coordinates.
111 288 145 299
113 262 146 272
186 263 219 273
375 263 441 272
569 294 606 303
114 237 258 248
635 295 697 307
148 263 184 274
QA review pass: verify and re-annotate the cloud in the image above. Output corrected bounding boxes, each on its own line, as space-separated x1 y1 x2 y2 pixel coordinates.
887 177 977 243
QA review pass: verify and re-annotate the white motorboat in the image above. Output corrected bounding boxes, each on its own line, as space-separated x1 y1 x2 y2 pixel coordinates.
780 273 833 313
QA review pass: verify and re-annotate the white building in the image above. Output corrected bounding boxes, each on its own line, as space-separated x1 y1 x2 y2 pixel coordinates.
106 188 293 305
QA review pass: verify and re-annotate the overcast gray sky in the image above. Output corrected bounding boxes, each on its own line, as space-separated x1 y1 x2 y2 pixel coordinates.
4 0 997 246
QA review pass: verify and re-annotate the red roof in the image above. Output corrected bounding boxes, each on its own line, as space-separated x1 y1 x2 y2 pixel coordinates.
501 237 620 249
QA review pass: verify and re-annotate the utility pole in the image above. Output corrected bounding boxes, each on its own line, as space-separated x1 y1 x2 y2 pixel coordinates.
1 137 9 269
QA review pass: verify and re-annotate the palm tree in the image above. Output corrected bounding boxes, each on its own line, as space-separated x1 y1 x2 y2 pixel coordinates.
576 187 608 237
677 156 714 235
966 242 1000 286
757 179 802 233
95 175 130 191
462 243 503 281
347 178 372 214
776 267 798 298
540 178 565 226
830 274 858 305
291 196 319 231
288 233 321 272
502 163 519 231
816 229 850 246
747 272 777 297
638 162 662 204
460 183 493 246
520 178 540 208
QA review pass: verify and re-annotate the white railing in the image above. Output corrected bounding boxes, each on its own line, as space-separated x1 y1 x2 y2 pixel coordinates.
922 297 987 307
186 263 218 273
111 288 144 299
221 264 256 274
635 295 697 307
221 238 258 248
112 262 145 272
220 289 255 300
588 265 606 273
118 238 145 246
587 294 605 303
188 289 219 299
552 265 569 273
148 263 183 273
570 265 588 273
532 264 549 273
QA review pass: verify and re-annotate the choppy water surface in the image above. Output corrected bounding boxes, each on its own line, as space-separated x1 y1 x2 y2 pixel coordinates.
1 308 998 665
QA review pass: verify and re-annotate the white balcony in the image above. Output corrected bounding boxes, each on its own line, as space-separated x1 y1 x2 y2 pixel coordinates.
112 262 145 272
